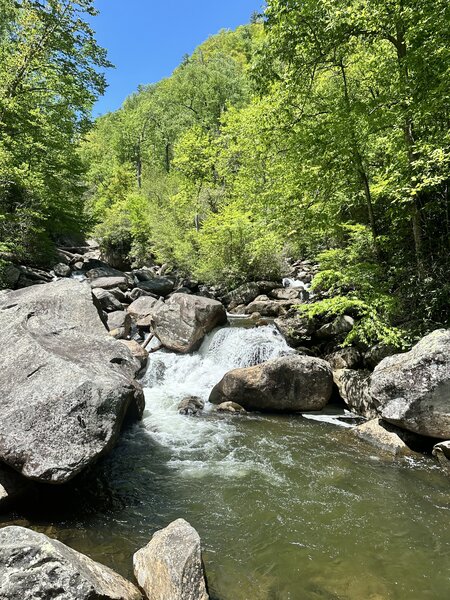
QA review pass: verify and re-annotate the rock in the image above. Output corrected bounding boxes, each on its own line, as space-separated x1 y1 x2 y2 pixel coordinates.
152 294 227 354
353 419 416 457
432 441 450 476
118 340 149 371
317 315 354 339
133 519 209 600
364 343 397 370
136 277 174 297
333 369 378 418
3 265 21 288
244 295 291 317
0 526 142 600
129 287 159 302
0 280 144 483
92 288 123 312
86 265 128 281
90 276 130 292
222 282 261 309
326 348 362 370
53 263 71 278
107 311 132 337
209 355 333 412
178 396 204 415
73 261 84 271
16 266 53 288
108 288 129 304
0 466 34 511
127 296 162 322
216 401 247 414
370 329 450 439
269 288 303 301
133 268 155 282
274 310 316 348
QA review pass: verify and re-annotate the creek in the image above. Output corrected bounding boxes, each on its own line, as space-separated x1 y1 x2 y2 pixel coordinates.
4 323 449 599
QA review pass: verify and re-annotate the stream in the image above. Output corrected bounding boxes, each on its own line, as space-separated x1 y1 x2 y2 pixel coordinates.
3 323 449 599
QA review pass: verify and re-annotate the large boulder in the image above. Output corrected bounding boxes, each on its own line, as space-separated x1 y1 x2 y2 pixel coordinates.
127 296 162 322
209 355 333 412
222 282 261 309
333 369 378 418
370 329 450 439
0 280 144 483
152 293 227 353
0 526 142 600
133 519 209 600
244 295 291 317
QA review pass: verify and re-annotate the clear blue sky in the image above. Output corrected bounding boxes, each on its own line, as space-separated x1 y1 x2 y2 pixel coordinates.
91 0 265 116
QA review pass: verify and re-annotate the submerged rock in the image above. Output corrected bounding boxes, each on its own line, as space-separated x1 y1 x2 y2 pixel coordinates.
152 293 227 353
178 396 204 415
0 280 144 484
370 329 450 439
209 355 333 412
133 519 209 600
0 526 142 600
353 419 416 457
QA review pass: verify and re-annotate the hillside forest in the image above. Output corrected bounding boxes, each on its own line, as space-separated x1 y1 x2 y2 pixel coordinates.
1 0 450 349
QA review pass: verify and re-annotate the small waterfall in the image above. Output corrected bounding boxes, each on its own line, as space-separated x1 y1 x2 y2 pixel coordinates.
140 325 294 478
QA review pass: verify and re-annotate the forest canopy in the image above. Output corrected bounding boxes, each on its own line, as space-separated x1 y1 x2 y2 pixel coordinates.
2 0 450 345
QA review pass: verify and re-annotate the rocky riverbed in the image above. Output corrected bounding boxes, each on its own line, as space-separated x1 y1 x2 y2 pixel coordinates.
0 245 449 599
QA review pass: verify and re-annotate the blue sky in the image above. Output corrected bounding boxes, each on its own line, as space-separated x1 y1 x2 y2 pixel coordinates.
91 0 265 116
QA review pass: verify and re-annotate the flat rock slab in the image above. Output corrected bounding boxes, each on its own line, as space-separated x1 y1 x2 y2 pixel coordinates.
133 519 209 600
370 329 450 439
0 280 144 483
353 419 416 457
209 355 333 412
0 526 142 600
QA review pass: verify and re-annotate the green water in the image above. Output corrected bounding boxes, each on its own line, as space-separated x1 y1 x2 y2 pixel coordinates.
3 415 449 600
1 325 449 599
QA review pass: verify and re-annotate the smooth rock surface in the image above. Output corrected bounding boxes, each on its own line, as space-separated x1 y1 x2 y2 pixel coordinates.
136 277 174 297
127 296 162 321
370 329 450 438
0 280 144 483
0 526 142 600
353 419 415 457
210 355 333 412
152 293 227 353
133 519 209 600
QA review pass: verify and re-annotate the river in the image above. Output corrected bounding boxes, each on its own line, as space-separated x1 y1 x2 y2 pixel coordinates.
3 323 449 599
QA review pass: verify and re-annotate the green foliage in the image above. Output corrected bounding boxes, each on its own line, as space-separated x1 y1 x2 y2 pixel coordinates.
0 0 109 267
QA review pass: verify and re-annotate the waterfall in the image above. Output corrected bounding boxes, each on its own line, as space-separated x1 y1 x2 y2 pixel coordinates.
140 325 294 477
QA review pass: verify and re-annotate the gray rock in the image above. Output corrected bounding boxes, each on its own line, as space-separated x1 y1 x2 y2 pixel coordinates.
136 278 174 297
53 263 71 278
152 294 227 354
90 276 130 292
0 280 144 483
118 340 149 371
128 287 159 302
133 519 209 600
433 441 450 476
364 343 397 370
244 295 291 317
317 315 354 339
223 282 261 309
86 265 128 281
0 526 142 600
209 355 333 412
370 329 450 438
127 296 162 322
216 401 247 414
353 419 416 457
269 287 303 301
333 369 378 418
107 311 132 338
325 348 362 370
178 396 204 415
92 288 123 312
274 311 316 347
2 265 21 288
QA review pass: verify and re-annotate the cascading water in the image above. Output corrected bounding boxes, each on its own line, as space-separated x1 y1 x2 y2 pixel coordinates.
141 325 294 479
